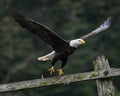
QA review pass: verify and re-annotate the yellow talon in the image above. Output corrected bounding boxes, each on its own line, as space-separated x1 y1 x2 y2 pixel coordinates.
48 66 55 75
57 68 64 75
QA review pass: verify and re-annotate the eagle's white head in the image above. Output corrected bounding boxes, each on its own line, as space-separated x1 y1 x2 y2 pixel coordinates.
70 39 86 48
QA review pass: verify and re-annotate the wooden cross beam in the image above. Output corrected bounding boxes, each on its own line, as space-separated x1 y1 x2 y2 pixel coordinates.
0 56 120 95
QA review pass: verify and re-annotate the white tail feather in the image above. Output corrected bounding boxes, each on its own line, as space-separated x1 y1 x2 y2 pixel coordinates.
37 51 55 61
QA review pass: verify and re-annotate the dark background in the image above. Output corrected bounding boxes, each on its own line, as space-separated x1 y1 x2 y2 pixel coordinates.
0 0 120 96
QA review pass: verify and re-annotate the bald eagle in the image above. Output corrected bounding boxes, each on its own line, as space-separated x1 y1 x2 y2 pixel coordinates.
9 9 111 75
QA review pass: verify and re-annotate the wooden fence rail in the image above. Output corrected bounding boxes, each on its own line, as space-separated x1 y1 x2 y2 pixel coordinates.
0 55 120 96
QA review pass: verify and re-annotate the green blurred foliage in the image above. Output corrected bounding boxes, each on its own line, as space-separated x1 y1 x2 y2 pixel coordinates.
0 0 120 96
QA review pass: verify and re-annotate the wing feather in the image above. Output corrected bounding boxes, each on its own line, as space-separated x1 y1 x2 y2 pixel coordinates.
8 9 68 51
80 17 111 39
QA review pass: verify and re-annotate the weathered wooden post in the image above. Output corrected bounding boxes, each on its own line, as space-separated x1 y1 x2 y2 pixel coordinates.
94 55 115 96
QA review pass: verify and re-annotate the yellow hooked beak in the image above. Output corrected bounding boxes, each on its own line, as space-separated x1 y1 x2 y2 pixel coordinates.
79 39 86 45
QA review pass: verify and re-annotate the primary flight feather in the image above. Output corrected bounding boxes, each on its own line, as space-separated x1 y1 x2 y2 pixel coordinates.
8 9 111 75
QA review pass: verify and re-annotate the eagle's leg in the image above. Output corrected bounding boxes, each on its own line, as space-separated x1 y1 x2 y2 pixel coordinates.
57 69 64 75
38 51 55 61
57 58 67 75
48 66 55 75
48 56 58 75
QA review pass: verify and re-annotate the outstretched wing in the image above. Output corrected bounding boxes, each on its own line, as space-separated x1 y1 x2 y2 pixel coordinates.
80 17 111 39
8 9 68 52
